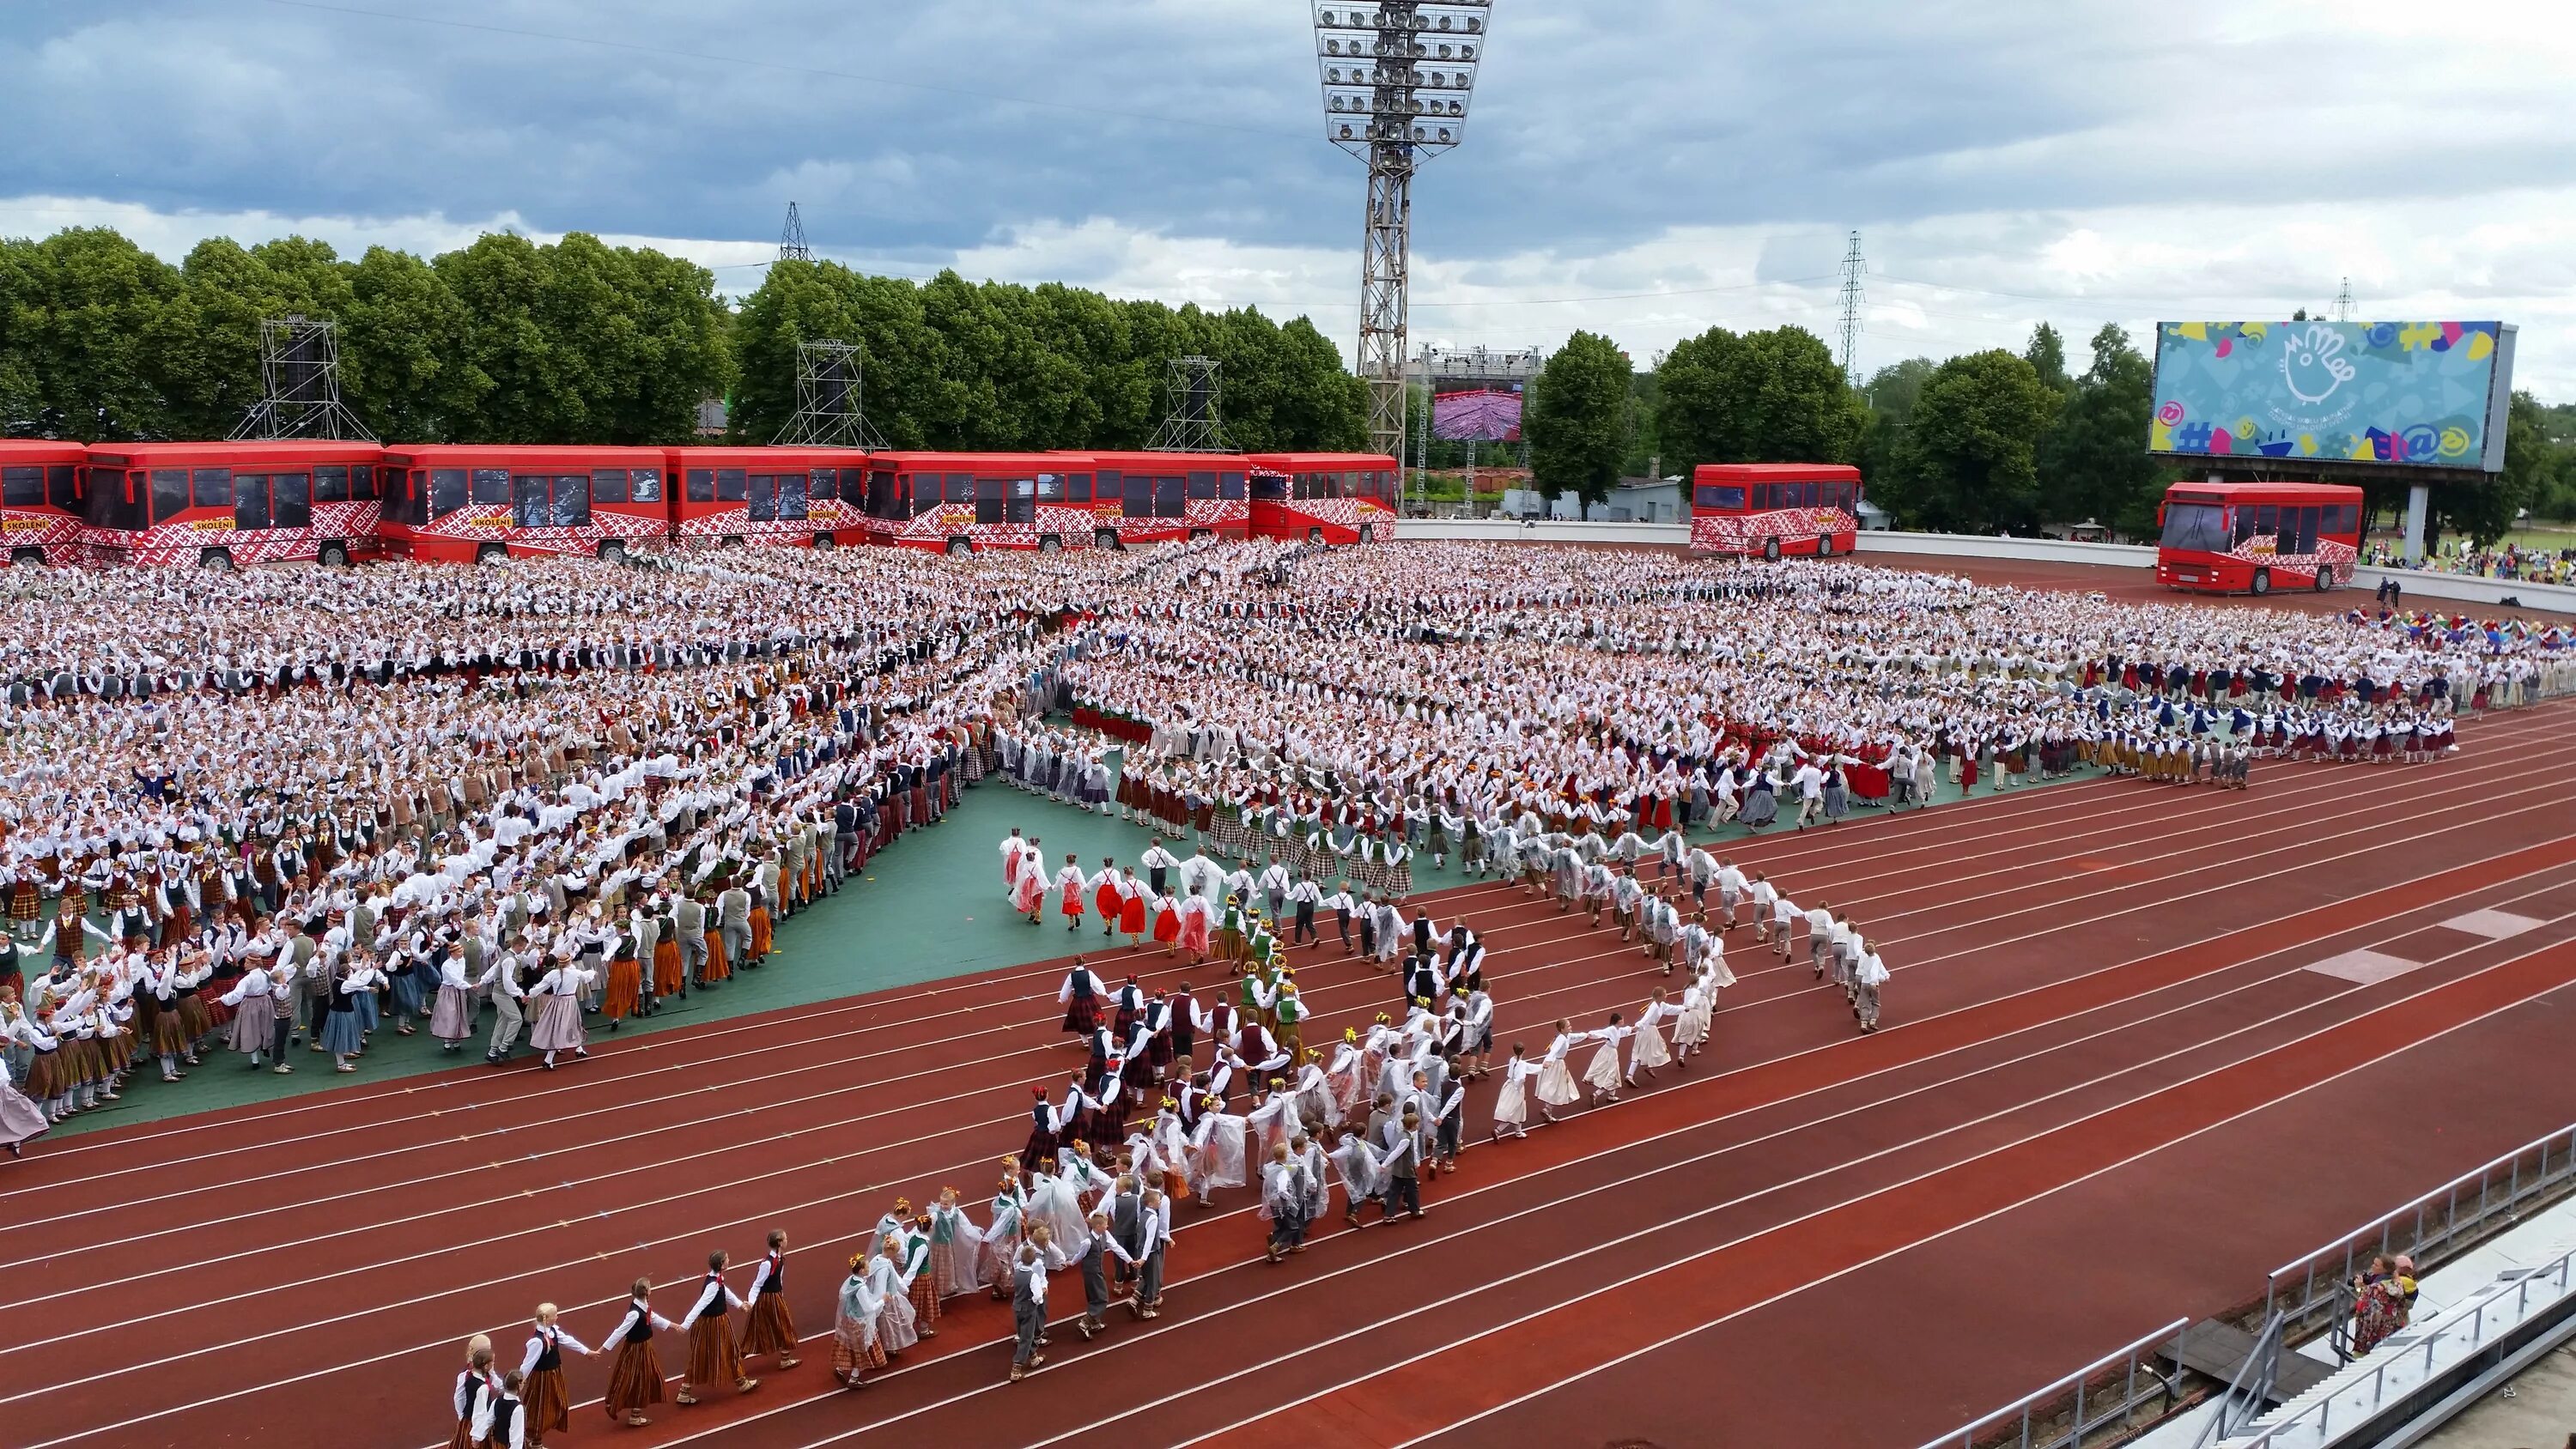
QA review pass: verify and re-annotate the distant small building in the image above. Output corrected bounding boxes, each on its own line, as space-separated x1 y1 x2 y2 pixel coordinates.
695 398 729 438
1855 499 1893 531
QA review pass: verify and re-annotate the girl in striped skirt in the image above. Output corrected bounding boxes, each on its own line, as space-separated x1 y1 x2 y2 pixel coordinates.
601 1282 674 1427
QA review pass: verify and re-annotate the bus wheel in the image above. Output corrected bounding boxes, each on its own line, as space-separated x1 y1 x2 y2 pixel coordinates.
811 533 835 550
720 535 744 549
476 543 508 566
1815 535 1834 558
2312 566 2333 592
319 542 350 568
2250 567 2270 597
1762 537 1781 562
1094 529 1121 550
199 548 235 572
598 540 627 564
1188 527 1212 541
1037 535 1061 554
1358 524 1376 543
945 537 972 556
9 547 44 567
1307 527 1324 544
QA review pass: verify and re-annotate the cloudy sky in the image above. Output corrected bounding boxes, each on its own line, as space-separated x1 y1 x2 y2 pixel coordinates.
6 0 2572 397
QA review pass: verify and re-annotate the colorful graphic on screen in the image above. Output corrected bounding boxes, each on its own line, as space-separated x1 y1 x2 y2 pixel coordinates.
2148 321 2514 473
1431 388 1523 442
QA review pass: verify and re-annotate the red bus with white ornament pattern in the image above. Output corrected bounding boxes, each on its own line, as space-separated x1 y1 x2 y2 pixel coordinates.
1080 450 1254 548
0 440 88 566
378 444 671 562
666 445 871 550
1687 462 1863 560
854 452 1109 554
2155 479 2362 595
80 440 386 568
1248 452 1400 543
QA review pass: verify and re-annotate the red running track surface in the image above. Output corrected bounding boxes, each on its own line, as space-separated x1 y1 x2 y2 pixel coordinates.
10 702 2576 1449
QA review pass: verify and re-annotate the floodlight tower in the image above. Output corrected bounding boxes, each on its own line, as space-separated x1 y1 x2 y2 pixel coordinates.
1312 1 1495 480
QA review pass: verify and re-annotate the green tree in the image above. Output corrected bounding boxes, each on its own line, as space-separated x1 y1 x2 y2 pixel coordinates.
2035 324 2167 537
2023 321 2071 393
20 227 183 438
1862 357 1936 424
1652 324 1863 472
0 238 42 428
1524 330 1632 507
342 245 477 440
1880 349 2062 532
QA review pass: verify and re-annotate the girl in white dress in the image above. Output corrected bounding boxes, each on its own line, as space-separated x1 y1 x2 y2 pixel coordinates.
1673 974 1712 1061
1581 1014 1631 1105
1026 1160 1093 1259
1324 1029 1368 1119
1187 1094 1249 1207
1490 1045 1541 1140
976 1168 1028 1298
1534 1021 1585 1124
1628 991 1678 1083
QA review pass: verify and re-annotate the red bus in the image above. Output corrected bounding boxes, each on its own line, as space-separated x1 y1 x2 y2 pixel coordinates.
1081 450 1252 548
854 452 1112 554
667 446 871 549
1688 463 1863 559
0 440 88 566
2155 480 2362 595
1248 452 1400 543
81 440 386 568
379 445 671 563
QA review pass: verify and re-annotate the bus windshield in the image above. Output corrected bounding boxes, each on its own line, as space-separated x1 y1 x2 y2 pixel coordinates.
2160 501 2228 553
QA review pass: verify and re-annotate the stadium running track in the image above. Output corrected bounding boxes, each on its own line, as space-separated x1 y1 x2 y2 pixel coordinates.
13 702 2576 1449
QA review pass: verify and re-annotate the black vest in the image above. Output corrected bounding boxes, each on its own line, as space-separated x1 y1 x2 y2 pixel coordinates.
757 1252 785 1296
488 1397 520 1444
1032 1101 1054 1136
531 1328 561 1372
618 1302 654 1344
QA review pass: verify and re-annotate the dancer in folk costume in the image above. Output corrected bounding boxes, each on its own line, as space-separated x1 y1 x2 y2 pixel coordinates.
517 1303 596 1445
1629 990 1680 1084
1330 1124 1383 1226
1187 1091 1249 1208
676 1251 758 1405
1534 1020 1586 1124
1853 937 1890 1033
471 1371 529 1449
1491 1044 1543 1140
1581 1014 1631 1106
1055 957 1105 1046
1323 1027 1369 1120
526 954 595 1071
1671 971 1713 1063
1012 844 1048 925
862 1234 920 1359
929 1187 986 1301
741 1228 801 1368
1053 853 1087 933
831 1254 884 1387
447 1337 498 1449
601 1281 677 1427
978 1165 1031 1299
1090 859 1126 941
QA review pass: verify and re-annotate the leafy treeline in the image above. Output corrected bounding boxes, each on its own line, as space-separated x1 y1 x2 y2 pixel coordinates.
1520 317 2571 546
0 227 1367 452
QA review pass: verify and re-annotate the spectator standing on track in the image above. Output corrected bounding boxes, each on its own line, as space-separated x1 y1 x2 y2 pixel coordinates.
601 1280 675 1427
675 1251 758 1405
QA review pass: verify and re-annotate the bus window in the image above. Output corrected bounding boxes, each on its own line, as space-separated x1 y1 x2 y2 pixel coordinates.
1187 470 1218 500
150 469 189 522
513 475 550 529
428 469 467 518
779 470 808 520
1007 476 1036 524
314 464 349 504
1153 476 1187 518
686 469 714 504
2160 500 2229 553
1035 472 1065 503
807 469 835 506
1220 470 1245 500
386 470 424 526
465 469 505 506
2287 506 2318 555
271 471 312 530
80 470 118 529
630 467 662 504
745 474 777 523
554 474 590 528
47 465 78 508
974 476 1006 525
1694 485 1746 510
235 474 271 531
1252 472 1286 501
351 464 377 501
867 470 899 518
715 469 747 503
941 473 972 505
592 469 629 505
0 466 39 506
191 468 231 508
1068 472 1092 503
1122 474 1151 518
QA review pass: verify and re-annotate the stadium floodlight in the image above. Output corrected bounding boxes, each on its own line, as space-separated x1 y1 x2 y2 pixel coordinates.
1312 1 1496 476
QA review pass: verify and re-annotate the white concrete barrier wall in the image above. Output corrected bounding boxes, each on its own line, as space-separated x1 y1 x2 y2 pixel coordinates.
1388 518 2576 615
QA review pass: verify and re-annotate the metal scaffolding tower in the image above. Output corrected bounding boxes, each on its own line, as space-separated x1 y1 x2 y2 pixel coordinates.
1310 2 1498 471
772 340 885 449
779 202 812 263
229 314 375 441
1836 231 1867 389
1148 355 1228 452
2334 277 2355 322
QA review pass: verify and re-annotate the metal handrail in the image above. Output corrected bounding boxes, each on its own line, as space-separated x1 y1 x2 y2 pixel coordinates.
1911 1319 2188 1449
2263 1125 2576 1339
2191 1313 2287 1448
